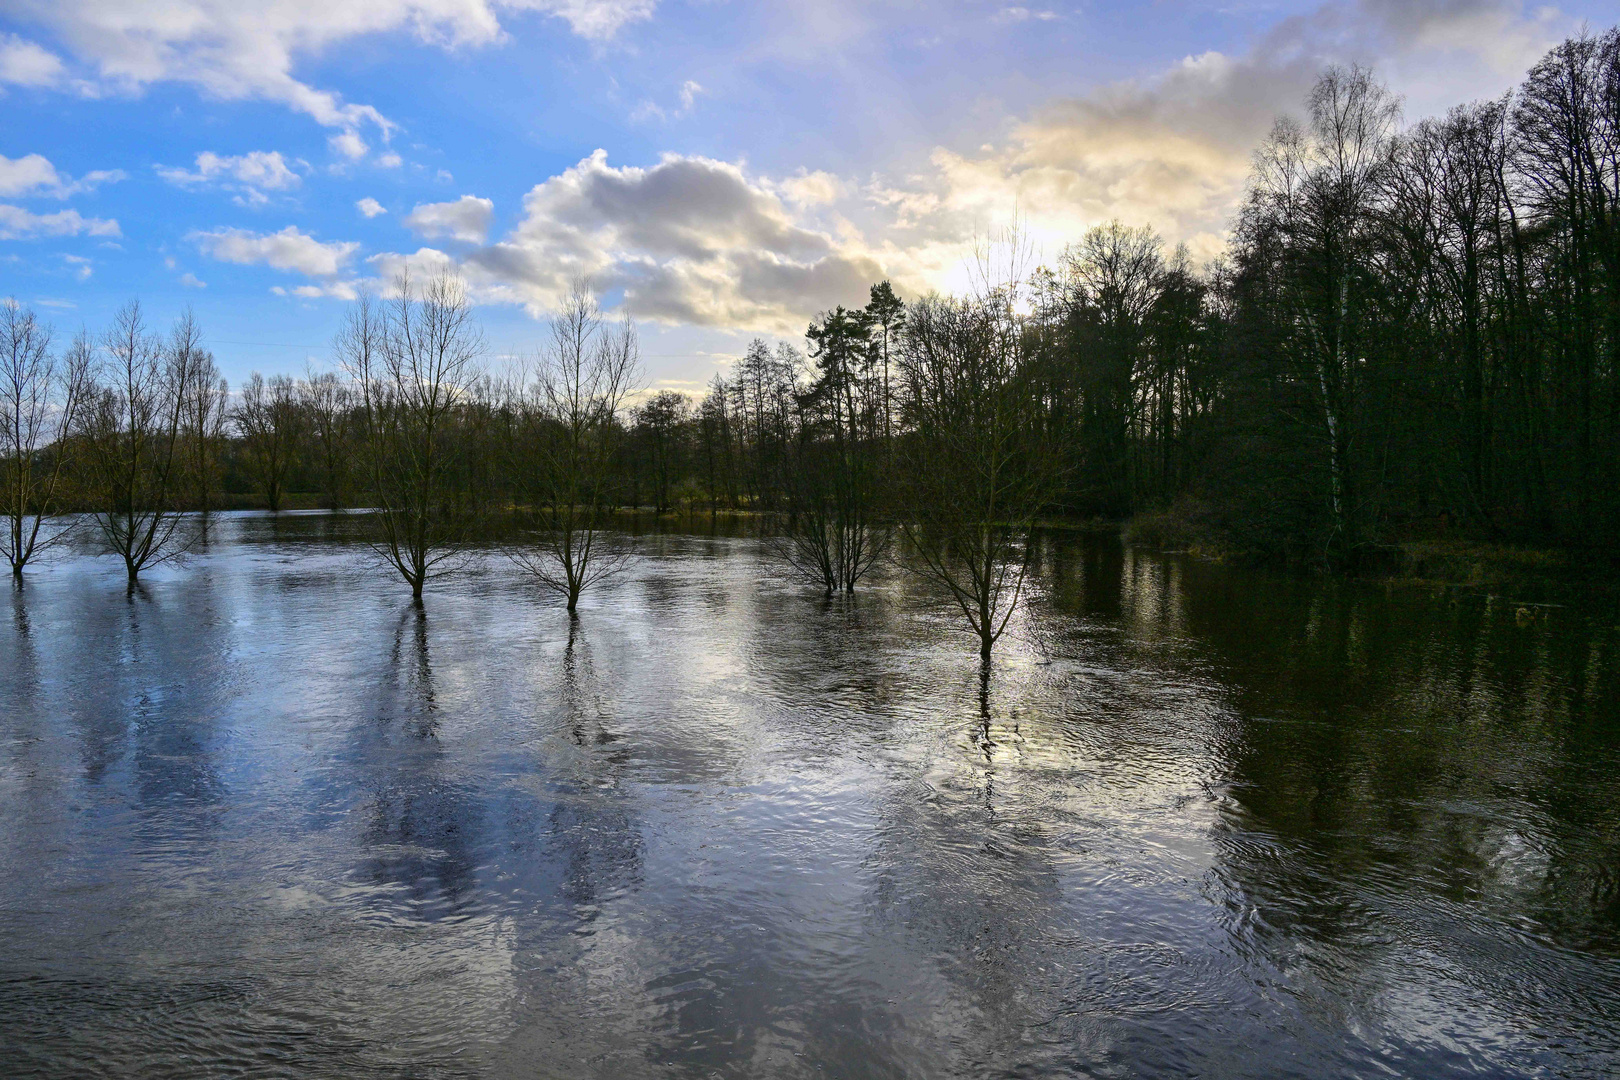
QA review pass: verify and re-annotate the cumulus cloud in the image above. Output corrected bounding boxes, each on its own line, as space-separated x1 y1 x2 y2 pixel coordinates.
341 1 1578 332
404 195 495 242
329 131 369 162
871 0 1579 264
240 152 893 328
367 245 459 286
4 1 657 146
0 153 67 198
875 49 1307 263
42 0 1567 333
157 150 302 206
775 170 845 208
0 152 124 198
179 272 206 288
438 150 891 330
0 32 64 87
0 204 121 239
61 253 93 280
190 225 359 277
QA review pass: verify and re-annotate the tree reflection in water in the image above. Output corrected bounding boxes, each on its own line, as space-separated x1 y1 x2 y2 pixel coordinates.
0 516 1614 1078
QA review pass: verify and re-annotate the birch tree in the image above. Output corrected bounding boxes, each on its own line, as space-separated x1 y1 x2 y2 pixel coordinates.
1239 65 1400 559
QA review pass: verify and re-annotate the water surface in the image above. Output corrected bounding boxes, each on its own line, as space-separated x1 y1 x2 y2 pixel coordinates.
2 516 1617 1078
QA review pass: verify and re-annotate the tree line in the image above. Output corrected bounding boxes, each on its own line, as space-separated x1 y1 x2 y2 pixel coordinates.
589 31 1620 569
670 32 1620 566
5 28 1620 654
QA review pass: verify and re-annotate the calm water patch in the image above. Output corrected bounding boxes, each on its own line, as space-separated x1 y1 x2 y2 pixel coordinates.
2 514 1617 1078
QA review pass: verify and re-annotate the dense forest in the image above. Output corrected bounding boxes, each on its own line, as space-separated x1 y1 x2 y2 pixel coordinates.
6 29 1620 620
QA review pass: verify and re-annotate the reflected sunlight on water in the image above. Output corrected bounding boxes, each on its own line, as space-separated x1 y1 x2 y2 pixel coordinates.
2 514 1617 1077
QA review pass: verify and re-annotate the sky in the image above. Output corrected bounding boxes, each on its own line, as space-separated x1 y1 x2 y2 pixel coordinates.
3 0 1618 395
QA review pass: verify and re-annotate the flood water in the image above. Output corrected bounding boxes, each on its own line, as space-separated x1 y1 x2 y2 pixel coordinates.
2 514 1618 1078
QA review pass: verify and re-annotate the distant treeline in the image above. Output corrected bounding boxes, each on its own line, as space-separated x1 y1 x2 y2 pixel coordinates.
6 29 1620 607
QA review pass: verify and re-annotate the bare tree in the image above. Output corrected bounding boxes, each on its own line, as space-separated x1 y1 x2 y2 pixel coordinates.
632 389 691 512
77 302 197 582
895 237 1063 658
510 282 640 613
342 276 485 602
697 374 738 509
1060 221 1166 513
177 337 228 522
235 371 303 511
1 300 92 577
300 365 352 510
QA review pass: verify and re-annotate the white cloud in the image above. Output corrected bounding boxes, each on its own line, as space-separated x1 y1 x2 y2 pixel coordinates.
0 33 64 87
179 272 207 288
404 195 495 242
998 8 1059 21
367 246 459 285
6 1 657 146
0 152 124 198
62 253 93 280
632 77 705 122
334 1 1578 336
270 282 361 299
0 154 63 198
329 131 369 162
403 151 893 331
875 50 1302 264
190 225 359 277
377 151 404 168
776 170 844 208
864 0 1581 265
512 0 658 40
0 204 121 239
356 197 387 218
157 150 302 205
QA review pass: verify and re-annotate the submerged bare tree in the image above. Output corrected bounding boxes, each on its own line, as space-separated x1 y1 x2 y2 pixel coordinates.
511 283 640 613
77 302 198 582
1 300 92 577
896 237 1063 658
342 276 485 602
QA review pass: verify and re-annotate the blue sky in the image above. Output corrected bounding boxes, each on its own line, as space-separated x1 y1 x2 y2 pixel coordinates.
3 0 1617 394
